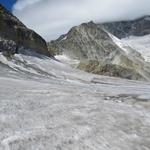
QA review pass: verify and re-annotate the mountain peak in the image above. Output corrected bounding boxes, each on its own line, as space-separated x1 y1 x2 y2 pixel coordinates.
48 19 150 80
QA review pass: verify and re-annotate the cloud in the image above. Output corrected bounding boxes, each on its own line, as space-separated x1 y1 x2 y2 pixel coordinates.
13 0 150 41
13 0 42 10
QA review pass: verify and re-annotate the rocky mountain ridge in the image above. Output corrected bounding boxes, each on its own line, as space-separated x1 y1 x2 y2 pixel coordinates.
1 3 150 81
48 18 150 80
49 21 123 60
101 16 150 39
0 4 50 56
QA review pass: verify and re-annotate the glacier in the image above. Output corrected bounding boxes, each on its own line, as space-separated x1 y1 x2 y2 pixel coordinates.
0 51 150 150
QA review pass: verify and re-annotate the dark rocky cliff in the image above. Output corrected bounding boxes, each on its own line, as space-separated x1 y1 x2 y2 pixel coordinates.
0 4 50 56
101 16 150 39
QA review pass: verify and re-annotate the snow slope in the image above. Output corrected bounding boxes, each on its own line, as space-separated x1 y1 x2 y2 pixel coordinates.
108 32 150 63
0 52 150 150
121 35 150 62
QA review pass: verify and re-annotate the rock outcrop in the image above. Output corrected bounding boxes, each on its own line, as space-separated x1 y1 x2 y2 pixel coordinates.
78 60 143 80
0 4 50 56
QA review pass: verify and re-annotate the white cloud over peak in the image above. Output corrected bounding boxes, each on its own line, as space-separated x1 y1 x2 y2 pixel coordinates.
13 0 150 41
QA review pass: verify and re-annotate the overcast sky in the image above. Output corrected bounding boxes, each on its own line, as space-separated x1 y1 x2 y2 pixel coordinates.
12 0 150 41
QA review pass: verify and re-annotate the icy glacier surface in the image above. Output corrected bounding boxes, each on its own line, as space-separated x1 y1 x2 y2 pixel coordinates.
0 52 150 150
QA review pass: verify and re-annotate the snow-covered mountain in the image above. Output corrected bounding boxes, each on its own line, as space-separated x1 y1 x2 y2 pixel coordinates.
101 15 150 62
121 34 150 62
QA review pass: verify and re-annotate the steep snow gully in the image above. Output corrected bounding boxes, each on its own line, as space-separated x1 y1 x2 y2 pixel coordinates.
0 52 150 150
